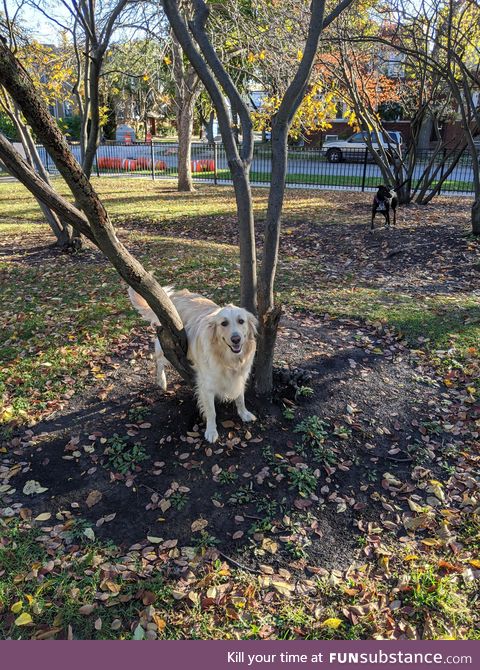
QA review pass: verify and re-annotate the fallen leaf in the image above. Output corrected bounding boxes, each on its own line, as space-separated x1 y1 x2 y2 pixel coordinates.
86 490 102 508
23 480 48 496
262 538 278 554
271 580 294 596
15 612 33 626
322 617 343 629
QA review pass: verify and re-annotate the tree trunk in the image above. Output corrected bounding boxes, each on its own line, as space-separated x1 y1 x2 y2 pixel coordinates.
177 96 196 192
0 42 194 384
229 162 257 314
255 126 289 395
472 198 480 236
205 110 215 143
416 112 433 151
255 305 282 395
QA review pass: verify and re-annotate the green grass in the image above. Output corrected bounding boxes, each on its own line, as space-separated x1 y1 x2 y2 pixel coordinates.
4 518 473 640
192 169 475 192
87 166 475 193
1 178 478 431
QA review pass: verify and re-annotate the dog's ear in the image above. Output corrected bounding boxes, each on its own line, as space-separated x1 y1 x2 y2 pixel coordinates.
246 312 258 339
208 317 220 343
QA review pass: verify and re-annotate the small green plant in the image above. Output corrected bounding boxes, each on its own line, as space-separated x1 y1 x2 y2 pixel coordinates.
105 434 148 474
365 468 378 483
228 484 254 505
457 514 480 550
407 440 433 466
170 491 189 510
218 470 238 485
285 539 308 560
64 518 96 544
249 518 273 534
404 566 461 614
256 498 278 520
287 466 317 498
294 416 336 464
295 386 314 399
294 416 329 445
282 406 295 420
333 425 352 440
128 405 150 423
193 530 219 550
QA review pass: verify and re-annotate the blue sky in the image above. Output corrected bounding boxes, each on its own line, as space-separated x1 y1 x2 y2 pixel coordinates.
4 0 70 42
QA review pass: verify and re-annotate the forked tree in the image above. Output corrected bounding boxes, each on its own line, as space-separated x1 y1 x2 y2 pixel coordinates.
0 0 354 396
161 0 354 393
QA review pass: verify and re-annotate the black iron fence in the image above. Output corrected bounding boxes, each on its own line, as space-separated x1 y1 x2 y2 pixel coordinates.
34 141 478 196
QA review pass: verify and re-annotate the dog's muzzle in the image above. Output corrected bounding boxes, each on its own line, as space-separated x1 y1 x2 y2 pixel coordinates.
229 334 242 354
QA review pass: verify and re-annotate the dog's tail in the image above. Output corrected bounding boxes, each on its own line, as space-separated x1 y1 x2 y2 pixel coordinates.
128 286 174 325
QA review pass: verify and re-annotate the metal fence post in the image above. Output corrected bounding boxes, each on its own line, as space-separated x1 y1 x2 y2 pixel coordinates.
150 140 155 180
361 147 368 191
213 142 218 185
45 149 49 174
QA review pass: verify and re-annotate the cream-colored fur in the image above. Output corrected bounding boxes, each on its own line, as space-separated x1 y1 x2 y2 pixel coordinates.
128 286 258 443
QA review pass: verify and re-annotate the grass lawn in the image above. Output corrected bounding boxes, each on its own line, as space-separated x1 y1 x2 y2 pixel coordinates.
0 178 479 640
90 168 475 194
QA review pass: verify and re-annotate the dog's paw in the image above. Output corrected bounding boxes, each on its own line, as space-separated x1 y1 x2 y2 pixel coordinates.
204 426 219 443
239 410 257 423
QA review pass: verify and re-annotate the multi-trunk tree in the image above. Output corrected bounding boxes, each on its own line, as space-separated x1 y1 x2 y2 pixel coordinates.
0 0 354 396
347 0 480 231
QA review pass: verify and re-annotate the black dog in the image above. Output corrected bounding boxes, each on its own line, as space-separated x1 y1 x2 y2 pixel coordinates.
371 185 398 230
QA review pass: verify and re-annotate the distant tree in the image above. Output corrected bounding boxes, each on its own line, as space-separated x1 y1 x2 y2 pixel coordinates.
29 0 134 178
364 0 480 232
0 0 355 395
0 11 80 249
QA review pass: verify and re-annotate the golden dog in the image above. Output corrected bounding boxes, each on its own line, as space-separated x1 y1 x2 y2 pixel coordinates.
128 287 258 443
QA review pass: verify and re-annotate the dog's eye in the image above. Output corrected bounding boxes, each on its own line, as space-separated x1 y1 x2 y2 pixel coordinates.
238 318 244 324
221 320 229 327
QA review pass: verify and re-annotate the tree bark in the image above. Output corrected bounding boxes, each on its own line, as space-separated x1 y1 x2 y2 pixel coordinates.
177 93 197 192
472 198 480 236
416 112 433 151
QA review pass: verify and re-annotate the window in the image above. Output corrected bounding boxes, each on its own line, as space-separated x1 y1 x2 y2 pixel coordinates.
349 132 367 143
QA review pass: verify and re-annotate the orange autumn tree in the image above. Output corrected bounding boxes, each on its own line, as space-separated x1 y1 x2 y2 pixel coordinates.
318 1 406 196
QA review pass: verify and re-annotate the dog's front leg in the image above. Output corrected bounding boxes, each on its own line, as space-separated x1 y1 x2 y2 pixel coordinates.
154 339 167 391
235 393 256 423
197 388 219 443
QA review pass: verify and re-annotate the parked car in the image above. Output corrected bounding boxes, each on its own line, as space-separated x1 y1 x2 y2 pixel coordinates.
322 131 403 163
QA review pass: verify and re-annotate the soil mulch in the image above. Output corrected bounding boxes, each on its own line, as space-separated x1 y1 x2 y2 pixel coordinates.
1 308 470 572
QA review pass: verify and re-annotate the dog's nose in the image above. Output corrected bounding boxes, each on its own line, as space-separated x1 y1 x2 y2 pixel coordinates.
231 334 241 345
